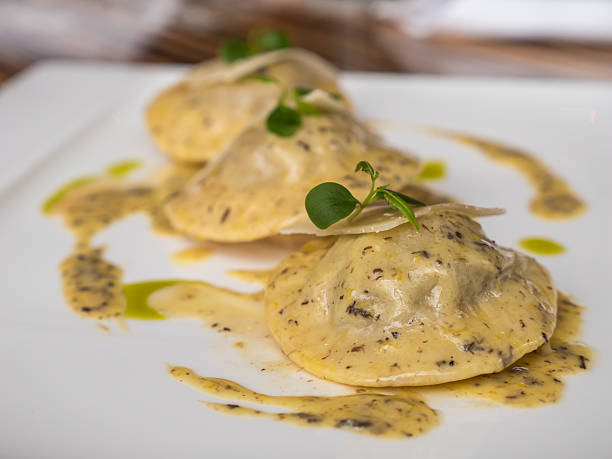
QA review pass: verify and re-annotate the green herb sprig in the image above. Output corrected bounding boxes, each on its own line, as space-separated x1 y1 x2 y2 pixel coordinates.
305 161 426 230
219 29 290 63
266 88 321 137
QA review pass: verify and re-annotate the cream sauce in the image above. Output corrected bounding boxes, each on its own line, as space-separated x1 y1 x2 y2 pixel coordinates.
147 49 344 163
267 212 558 386
45 161 593 440
226 268 275 286
423 293 592 407
47 163 198 243
60 245 126 321
370 121 586 220
172 246 214 264
168 366 439 439
164 113 420 242
47 163 199 321
446 130 586 220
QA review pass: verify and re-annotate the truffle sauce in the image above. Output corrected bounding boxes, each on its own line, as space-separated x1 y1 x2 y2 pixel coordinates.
45 162 592 439
370 121 586 220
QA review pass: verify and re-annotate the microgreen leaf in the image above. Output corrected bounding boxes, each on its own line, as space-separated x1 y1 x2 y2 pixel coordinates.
355 161 377 180
242 75 281 84
295 98 321 115
250 29 290 53
305 161 425 230
385 190 426 208
219 38 249 63
378 189 420 230
220 29 290 63
305 182 360 229
266 104 302 137
294 87 313 97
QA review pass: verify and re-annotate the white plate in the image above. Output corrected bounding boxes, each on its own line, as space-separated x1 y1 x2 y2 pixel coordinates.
0 61 610 459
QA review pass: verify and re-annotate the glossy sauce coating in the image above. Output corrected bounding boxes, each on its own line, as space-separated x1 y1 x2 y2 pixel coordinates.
422 293 592 406
164 112 420 242
47 164 199 321
370 121 586 220
431 129 586 220
45 158 593 440
146 49 344 163
266 212 557 386
172 246 214 264
169 366 439 439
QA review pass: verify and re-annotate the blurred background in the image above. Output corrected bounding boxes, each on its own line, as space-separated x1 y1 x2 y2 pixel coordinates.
1 0 612 84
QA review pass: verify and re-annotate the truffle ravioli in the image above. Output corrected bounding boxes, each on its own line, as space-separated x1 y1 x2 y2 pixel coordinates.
146 49 344 163
265 209 557 386
164 112 420 242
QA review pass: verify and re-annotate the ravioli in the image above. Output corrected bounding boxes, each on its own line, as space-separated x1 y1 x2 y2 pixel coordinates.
163 112 420 242
146 49 344 163
265 210 557 386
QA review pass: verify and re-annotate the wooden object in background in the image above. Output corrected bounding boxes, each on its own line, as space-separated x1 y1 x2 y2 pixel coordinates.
1 0 612 85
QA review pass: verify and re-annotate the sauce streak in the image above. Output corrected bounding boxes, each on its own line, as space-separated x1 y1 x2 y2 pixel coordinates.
371 121 586 220
49 164 200 322
447 131 586 220
46 160 593 440
425 293 592 407
168 366 439 439
46 163 198 242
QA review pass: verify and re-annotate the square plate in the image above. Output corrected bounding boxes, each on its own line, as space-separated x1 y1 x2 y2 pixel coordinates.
1 61 610 458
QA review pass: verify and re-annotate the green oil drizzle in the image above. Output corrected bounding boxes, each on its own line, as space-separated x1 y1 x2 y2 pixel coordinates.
41 175 98 214
417 160 446 181
519 237 565 256
42 160 143 215
106 160 142 178
123 280 204 320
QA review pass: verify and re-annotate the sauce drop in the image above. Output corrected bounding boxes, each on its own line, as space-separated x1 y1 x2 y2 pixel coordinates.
519 237 565 256
417 160 446 181
106 160 142 178
123 281 176 320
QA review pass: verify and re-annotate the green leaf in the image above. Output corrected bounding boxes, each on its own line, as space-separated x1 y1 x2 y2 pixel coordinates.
379 189 420 230
305 182 359 229
250 29 290 53
294 87 312 97
266 104 302 137
242 75 281 84
219 38 249 63
354 160 376 178
296 98 321 115
386 189 426 207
